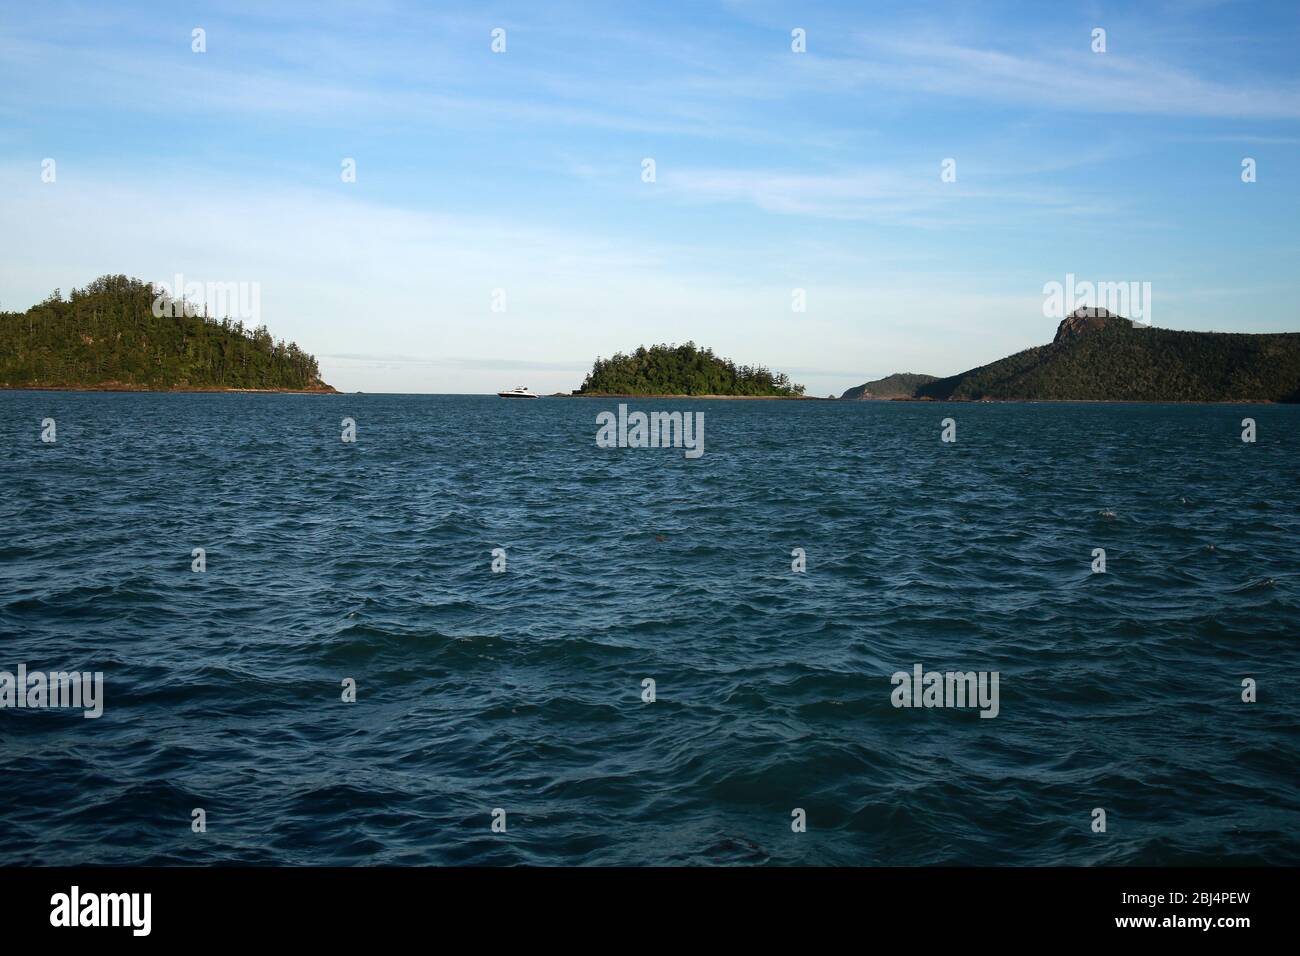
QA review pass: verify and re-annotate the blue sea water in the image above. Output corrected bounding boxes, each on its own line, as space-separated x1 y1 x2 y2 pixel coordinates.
1 392 1297 866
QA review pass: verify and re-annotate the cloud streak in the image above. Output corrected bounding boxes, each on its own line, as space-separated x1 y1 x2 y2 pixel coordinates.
829 35 1300 119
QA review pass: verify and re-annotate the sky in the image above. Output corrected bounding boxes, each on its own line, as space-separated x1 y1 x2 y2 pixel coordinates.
1 0 1298 395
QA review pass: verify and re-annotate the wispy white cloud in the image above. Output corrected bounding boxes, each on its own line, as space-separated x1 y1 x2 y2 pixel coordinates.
658 163 1125 225
0 161 1071 393
823 35 1300 119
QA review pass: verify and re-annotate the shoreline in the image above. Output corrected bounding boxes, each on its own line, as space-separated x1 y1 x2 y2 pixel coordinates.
849 396 1285 405
1 386 1288 404
570 392 1286 404
0 383 338 395
557 392 825 400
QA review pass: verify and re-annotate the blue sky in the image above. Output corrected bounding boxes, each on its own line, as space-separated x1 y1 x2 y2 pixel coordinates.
1 0 1298 394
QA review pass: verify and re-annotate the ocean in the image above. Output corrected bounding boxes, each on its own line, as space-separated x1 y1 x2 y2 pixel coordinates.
1 392 1297 865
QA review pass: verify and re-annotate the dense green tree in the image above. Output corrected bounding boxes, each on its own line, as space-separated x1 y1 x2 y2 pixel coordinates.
916 320 1300 403
578 342 804 396
0 275 330 391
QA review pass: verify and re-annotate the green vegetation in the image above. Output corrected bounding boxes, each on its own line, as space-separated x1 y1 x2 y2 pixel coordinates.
0 275 331 391
917 320 1300 402
840 372 937 400
842 318 1300 403
577 342 805 396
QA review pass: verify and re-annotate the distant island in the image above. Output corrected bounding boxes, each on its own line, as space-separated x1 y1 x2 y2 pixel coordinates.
842 309 1300 403
840 372 938 401
0 275 334 393
576 342 806 397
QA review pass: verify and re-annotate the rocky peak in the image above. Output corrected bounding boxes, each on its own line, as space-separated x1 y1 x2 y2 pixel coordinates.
1054 307 1132 343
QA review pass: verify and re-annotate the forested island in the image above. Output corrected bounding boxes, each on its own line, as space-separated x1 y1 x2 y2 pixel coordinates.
576 342 806 397
0 275 333 392
841 311 1300 403
840 372 937 400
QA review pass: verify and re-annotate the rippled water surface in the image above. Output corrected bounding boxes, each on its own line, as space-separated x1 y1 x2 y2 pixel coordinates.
1 392 1297 865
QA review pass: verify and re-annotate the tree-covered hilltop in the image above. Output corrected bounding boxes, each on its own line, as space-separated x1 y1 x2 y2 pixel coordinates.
916 316 1300 402
840 372 937 400
577 342 805 396
0 275 333 391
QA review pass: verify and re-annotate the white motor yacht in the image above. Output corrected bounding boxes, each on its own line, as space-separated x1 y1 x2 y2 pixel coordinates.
496 385 540 399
